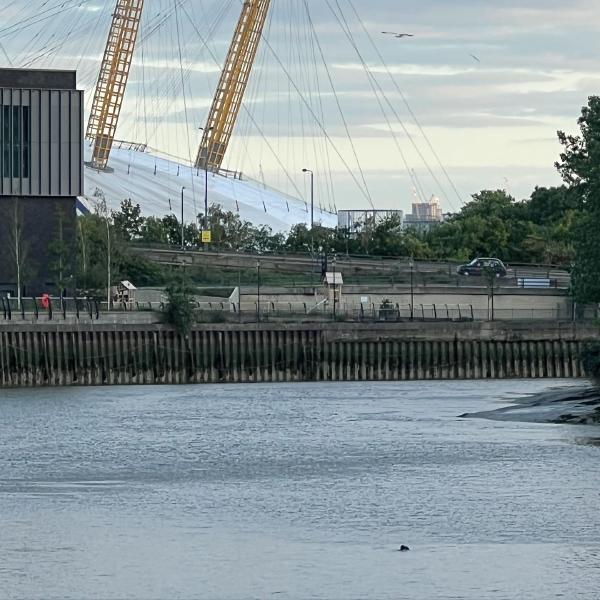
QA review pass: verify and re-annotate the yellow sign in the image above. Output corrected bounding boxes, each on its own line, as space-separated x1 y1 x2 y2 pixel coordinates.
201 230 212 244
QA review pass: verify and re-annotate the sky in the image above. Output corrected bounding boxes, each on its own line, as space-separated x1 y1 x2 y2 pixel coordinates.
1 0 598 214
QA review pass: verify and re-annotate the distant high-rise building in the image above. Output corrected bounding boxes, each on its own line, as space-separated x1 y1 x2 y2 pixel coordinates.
404 195 444 230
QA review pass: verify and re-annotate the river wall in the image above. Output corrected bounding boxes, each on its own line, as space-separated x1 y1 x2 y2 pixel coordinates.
0 321 596 387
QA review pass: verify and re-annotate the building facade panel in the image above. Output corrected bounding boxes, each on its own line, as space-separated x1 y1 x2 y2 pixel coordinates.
0 196 77 296
0 86 83 198
0 68 76 91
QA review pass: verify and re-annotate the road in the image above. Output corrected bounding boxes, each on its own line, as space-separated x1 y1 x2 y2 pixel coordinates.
134 247 571 287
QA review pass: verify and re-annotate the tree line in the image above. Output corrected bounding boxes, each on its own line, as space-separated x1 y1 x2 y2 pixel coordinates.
4 95 600 303
75 183 577 288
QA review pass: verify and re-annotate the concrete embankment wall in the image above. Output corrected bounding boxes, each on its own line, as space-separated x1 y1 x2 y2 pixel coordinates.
243 285 569 313
0 321 596 387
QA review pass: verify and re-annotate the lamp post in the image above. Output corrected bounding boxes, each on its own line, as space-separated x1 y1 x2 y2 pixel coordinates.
302 168 315 289
490 275 495 322
409 257 414 321
256 260 261 324
199 126 213 242
180 186 186 250
98 200 111 311
484 267 495 322
106 213 111 311
570 263 576 322
302 168 314 230
332 253 337 320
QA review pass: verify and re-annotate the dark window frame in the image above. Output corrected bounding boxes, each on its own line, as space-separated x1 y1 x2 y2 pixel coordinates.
0 102 31 180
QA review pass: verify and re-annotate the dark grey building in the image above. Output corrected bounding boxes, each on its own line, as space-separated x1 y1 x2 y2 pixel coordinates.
0 68 83 296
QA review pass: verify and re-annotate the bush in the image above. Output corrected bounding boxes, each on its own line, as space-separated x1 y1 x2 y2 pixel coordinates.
581 341 600 380
164 280 197 335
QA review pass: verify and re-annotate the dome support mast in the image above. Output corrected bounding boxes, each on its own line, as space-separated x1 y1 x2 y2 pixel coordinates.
195 0 272 173
86 0 144 171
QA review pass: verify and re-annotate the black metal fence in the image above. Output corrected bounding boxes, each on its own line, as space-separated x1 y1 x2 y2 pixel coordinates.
236 302 588 323
1 296 101 321
194 301 588 323
2 296 592 324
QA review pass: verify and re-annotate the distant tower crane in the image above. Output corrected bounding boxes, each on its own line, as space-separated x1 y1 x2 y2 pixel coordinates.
86 0 144 170
195 0 272 173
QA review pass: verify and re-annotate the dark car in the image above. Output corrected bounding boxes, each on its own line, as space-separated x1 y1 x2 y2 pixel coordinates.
457 257 507 277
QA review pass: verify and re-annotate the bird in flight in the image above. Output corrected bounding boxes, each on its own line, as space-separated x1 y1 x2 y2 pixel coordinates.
382 32 414 38
469 54 481 62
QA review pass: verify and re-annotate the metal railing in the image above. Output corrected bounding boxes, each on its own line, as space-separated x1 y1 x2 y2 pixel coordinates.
2 296 591 324
191 301 589 323
1 296 101 321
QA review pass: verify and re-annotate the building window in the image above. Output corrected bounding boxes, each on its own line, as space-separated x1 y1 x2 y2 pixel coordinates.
0 104 30 179
1 105 8 178
22 106 29 178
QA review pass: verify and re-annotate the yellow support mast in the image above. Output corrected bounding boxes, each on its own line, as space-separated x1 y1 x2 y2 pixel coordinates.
86 0 144 170
195 0 272 173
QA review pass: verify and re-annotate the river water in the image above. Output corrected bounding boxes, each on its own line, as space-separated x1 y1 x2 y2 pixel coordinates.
1 380 599 600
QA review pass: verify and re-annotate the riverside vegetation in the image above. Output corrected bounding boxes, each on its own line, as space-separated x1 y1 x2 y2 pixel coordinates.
5 98 600 342
66 96 600 302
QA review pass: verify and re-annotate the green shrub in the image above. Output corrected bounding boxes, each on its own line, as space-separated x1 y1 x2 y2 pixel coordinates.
581 341 600 379
164 280 197 335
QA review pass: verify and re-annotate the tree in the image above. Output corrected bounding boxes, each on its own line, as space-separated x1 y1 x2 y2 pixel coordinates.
446 190 514 259
48 207 73 294
568 212 600 302
161 214 183 246
482 266 498 321
249 225 285 254
77 213 108 292
556 96 600 302
164 277 197 335
112 198 144 241
525 186 577 225
140 216 169 244
286 223 339 255
4 199 30 307
115 252 166 287
368 215 430 258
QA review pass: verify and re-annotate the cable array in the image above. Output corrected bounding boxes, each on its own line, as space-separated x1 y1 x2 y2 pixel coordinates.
0 0 465 216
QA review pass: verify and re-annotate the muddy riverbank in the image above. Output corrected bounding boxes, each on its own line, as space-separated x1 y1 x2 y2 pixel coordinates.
461 382 600 425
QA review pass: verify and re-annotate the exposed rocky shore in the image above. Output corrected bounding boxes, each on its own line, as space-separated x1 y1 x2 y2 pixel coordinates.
461 383 600 426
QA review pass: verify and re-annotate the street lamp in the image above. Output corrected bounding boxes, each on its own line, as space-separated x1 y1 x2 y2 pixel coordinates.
484 267 496 322
256 260 261 324
302 168 315 289
332 253 337 320
199 126 213 241
180 186 186 250
106 212 111 311
409 257 414 321
97 200 111 311
302 168 314 230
